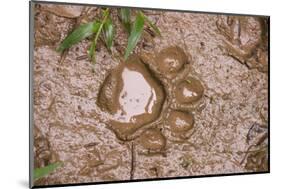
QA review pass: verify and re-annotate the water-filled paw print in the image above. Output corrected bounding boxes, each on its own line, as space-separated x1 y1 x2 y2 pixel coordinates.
97 46 205 150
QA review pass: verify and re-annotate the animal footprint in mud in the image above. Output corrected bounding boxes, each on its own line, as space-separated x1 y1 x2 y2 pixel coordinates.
97 46 205 144
216 16 268 73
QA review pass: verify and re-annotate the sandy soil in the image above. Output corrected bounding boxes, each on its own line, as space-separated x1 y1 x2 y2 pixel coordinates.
32 3 269 186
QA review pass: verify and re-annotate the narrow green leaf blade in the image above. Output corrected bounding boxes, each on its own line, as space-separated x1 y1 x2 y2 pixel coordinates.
88 40 96 62
56 22 99 52
103 17 115 50
118 8 131 33
124 12 144 60
92 21 101 33
89 9 110 63
89 21 104 62
142 12 161 36
34 162 62 180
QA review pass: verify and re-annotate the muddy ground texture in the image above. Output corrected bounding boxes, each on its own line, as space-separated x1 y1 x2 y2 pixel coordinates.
32 3 269 186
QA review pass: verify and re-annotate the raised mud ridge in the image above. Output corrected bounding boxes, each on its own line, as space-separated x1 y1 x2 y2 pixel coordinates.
97 46 205 143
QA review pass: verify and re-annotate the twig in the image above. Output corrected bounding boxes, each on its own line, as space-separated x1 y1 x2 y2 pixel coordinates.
130 142 135 180
76 54 88 60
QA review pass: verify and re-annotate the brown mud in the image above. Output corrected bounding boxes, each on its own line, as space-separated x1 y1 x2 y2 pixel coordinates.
32 3 269 186
97 55 165 141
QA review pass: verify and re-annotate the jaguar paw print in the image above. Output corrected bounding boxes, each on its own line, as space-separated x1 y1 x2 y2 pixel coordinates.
97 46 205 143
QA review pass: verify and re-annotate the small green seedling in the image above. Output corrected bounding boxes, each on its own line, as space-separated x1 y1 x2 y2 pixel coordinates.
34 162 63 181
57 8 161 64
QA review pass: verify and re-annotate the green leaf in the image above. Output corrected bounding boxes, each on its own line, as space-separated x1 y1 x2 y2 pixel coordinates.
92 22 102 33
119 8 131 33
141 12 161 36
88 39 96 62
103 17 115 51
56 22 101 53
124 12 144 60
34 162 62 180
89 8 110 63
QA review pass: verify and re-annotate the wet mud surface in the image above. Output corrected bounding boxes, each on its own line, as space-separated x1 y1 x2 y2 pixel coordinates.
32 3 269 186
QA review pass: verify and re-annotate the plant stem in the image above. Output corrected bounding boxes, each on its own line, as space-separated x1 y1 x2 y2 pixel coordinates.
90 8 110 63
